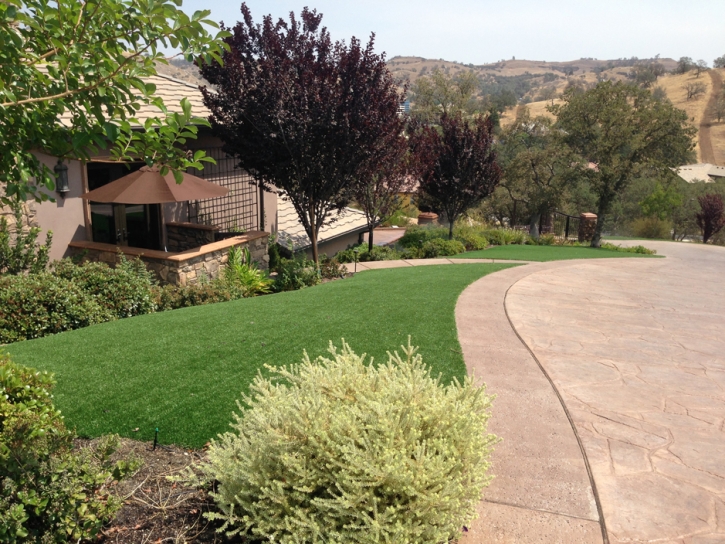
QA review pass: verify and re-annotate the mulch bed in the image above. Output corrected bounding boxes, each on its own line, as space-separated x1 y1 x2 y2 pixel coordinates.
79 437 245 544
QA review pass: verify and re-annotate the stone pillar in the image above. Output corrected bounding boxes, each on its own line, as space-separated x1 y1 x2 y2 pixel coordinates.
578 213 597 242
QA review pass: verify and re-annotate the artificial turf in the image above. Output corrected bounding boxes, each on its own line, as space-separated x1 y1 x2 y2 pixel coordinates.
6 263 515 448
454 244 661 261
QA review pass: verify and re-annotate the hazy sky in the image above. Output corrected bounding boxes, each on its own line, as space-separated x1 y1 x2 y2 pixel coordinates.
182 0 725 65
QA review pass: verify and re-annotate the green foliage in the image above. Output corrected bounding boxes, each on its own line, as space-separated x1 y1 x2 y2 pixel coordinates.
191 339 497 543
398 224 450 249
319 254 347 280
0 0 229 202
335 244 402 263
453 225 489 250
153 281 239 311
630 217 672 239
527 233 557 245
551 81 696 246
0 204 52 275
52 256 156 318
222 246 273 297
639 182 683 221
421 238 466 257
600 242 657 255
0 273 112 343
273 257 320 292
0 355 123 543
483 227 528 246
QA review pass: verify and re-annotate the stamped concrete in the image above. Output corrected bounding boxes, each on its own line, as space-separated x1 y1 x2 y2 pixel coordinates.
504 242 725 544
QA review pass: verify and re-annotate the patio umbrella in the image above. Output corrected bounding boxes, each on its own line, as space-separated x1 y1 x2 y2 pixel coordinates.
80 165 228 204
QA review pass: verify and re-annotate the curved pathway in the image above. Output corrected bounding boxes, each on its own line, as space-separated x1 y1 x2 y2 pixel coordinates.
458 242 725 543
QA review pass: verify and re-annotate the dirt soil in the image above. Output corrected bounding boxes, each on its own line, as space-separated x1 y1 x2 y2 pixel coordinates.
81 437 246 544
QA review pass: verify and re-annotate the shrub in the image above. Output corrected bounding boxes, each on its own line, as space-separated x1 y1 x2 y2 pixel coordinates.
631 217 672 239
527 233 557 246
0 356 125 543
601 242 657 255
421 238 466 257
319 254 347 280
0 203 53 275
483 228 527 245
453 225 488 250
335 244 401 263
153 281 240 311
191 339 497 543
0 273 112 343
222 246 273 297
398 224 449 249
52 257 156 318
274 257 320 292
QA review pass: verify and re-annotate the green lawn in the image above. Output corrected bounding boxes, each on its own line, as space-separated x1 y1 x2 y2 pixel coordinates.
6 264 514 448
455 244 661 261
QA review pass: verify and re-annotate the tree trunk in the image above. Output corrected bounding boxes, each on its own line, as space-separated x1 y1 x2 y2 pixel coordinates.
368 225 374 252
309 208 319 264
448 218 454 240
529 213 541 239
590 200 609 248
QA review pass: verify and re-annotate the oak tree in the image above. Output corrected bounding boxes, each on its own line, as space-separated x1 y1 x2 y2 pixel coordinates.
0 0 227 203
498 109 582 238
409 113 501 240
199 4 406 263
551 81 696 247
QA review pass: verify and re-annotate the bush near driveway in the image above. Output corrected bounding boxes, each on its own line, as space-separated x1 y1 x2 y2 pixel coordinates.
191 339 497 543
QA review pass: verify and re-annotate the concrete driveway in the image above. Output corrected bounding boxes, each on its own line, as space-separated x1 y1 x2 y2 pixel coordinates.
458 242 725 543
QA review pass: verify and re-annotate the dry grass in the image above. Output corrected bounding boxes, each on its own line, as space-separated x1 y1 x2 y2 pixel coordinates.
706 68 725 165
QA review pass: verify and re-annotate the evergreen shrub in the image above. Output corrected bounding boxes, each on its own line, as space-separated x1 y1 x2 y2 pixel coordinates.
273 257 320 292
630 217 672 239
192 339 498 543
398 224 449 248
0 356 126 543
52 257 156 318
0 274 112 343
421 238 466 257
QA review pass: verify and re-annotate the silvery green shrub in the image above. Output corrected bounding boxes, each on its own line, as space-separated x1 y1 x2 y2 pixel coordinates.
193 339 498 543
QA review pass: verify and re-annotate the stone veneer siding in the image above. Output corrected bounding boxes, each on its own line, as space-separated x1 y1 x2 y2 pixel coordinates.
165 222 218 252
578 213 597 242
68 231 269 286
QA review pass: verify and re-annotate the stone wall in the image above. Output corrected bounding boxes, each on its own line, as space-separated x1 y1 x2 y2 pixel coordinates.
68 231 269 286
0 201 39 236
166 222 218 252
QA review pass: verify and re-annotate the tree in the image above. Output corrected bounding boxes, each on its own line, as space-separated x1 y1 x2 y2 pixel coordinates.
199 5 406 264
715 55 725 69
714 96 725 123
498 109 582 238
695 59 709 78
0 0 228 203
629 62 665 88
410 69 483 123
409 113 501 239
551 81 696 247
353 133 416 251
639 181 682 221
676 57 694 74
537 86 558 105
683 81 707 100
696 194 725 243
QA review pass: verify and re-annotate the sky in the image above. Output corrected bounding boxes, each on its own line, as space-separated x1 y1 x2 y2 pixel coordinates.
181 0 725 65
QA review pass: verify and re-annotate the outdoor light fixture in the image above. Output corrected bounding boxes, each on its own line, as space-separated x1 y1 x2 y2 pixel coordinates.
54 159 69 197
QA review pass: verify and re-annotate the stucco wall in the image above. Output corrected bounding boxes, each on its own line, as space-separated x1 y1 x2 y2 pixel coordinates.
33 152 87 262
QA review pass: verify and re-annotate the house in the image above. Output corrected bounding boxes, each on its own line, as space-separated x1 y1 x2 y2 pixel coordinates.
20 74 368 283
675 163 725 183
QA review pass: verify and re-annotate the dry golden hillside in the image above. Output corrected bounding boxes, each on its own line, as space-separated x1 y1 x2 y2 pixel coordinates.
500 68 725 165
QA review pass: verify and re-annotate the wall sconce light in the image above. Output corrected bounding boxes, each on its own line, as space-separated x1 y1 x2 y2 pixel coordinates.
54 159 69 197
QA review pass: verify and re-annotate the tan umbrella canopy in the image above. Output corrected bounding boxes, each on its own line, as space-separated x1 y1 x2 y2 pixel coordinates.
81 165 228 204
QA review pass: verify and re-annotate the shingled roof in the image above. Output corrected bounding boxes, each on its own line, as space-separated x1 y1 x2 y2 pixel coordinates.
60 73 208 126
277 198 368 252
